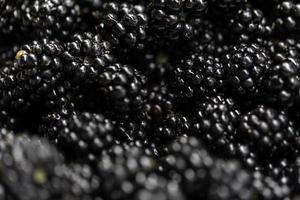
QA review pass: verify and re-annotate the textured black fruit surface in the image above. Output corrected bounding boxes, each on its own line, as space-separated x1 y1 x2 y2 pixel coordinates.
271 38 300 63
173 53 225 100
224 43 271 98
227 6 272 42
263 57 300 108
235 105 300 173
149 0 208 41
192 95 240 155
274 1 300 35
2 0 300 199
162 136 254 200
97 2 148 52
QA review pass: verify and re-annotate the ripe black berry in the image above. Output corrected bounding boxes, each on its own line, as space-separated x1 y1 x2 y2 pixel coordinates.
149 0 208 41
192 95 240 155
173 53 225 100
97 2 148 52
224 43 271 98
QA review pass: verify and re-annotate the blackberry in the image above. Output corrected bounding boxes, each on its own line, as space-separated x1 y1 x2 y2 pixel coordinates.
162 136 253 200
263 57 300 108
228 7 272 42
149 0 208 41
22 0 84 39
271 38 300 63
274 1 300 34
192 95 240 155
97 2 148 52
0 135 92 200
72 63 147 118
97 143 184 200
97 63 147 114
55 112 119 163
173 53 224 100
0 0 85 41
224 43 271 98
0 39 65 112
236 105 300 162
63 32 115 86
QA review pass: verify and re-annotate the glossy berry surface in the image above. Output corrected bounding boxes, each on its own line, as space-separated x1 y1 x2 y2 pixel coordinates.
1 0 300 199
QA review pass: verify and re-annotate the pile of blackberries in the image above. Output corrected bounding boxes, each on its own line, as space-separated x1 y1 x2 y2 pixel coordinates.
1 0 300 199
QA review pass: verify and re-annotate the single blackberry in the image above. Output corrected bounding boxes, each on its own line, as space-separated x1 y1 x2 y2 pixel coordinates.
0 60 74 134
63 32 115 86
96 143 184 200
55 112 120 163
224 43 271 98
192 95 240 155
0 39 65 112
97 63 147 114
173 53 224 100
271 38 300 63
149 0 208 41
274 1 300 34
228 7 272 42
162 136 253 200
97 2 148 52
0 135 92 200
236 105 300 162
263 57 300 108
